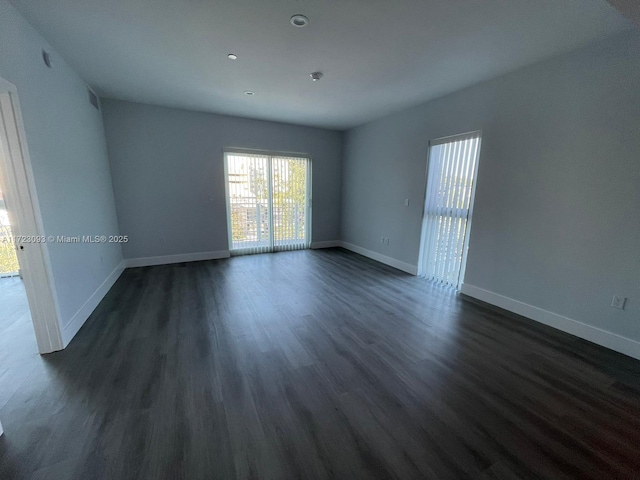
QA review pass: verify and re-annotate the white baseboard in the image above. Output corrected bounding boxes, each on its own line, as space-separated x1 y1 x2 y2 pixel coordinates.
311 240 341 249
61 260 125 347
339 241 418 275
125 250 230 268
460 284 640 361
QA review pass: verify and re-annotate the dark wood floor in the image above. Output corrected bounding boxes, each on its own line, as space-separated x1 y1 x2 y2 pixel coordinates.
1 249 639 479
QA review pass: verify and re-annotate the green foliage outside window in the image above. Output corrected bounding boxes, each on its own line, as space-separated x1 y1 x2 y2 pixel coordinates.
0 223 19 275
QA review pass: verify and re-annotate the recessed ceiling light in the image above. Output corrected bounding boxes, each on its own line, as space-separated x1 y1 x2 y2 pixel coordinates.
310 71 323 82
244 90 255 96
290 14 309 27
227 53 238 60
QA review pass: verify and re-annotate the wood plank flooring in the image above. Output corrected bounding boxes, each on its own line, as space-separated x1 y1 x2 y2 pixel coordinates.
1 248 639 479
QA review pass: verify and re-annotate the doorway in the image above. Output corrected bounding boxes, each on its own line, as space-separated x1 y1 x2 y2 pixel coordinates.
0 77 62 354
418 131 482 290
224 151 311 255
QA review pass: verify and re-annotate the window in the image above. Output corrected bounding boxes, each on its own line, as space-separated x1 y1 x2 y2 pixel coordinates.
418 132 481 289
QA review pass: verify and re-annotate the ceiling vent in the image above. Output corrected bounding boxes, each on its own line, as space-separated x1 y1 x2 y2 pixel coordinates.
88 89 100 110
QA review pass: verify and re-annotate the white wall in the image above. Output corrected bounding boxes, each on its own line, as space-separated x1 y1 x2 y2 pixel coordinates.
0 1 123 346
341 30 640 351
102 100 343 262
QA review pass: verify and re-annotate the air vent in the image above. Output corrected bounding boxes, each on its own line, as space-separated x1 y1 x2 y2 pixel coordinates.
88 89 100 110
42 49 52 68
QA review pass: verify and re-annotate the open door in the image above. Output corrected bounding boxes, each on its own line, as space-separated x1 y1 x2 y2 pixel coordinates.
0 77 62 353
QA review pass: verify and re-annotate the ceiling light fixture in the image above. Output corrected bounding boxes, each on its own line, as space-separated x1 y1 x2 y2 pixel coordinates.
310 71 323 82
227 53 238 60
244 90 255 96
290 14 309 27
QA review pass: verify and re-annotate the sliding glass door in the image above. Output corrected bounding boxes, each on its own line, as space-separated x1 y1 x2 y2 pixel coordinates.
224 151 311 255
418 132 481 289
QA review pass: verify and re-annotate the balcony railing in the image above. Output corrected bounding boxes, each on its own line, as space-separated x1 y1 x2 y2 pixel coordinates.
230 200 305 250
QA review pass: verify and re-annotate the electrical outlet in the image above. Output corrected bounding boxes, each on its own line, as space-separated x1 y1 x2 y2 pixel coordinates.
404 198 410 206
611 295 627 310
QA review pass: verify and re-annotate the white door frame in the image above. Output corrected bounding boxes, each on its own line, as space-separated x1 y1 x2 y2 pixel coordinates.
0 77 63 354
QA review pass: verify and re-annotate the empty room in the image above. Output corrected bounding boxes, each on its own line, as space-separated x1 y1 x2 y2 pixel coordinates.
0 0 639 478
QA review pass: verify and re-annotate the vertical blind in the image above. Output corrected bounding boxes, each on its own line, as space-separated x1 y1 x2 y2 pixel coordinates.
226 153 272 255
225 152 310 255
418 132 481 289
271 156 310 252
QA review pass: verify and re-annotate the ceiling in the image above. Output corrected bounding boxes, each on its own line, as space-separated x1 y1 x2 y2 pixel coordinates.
11 0 632 130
